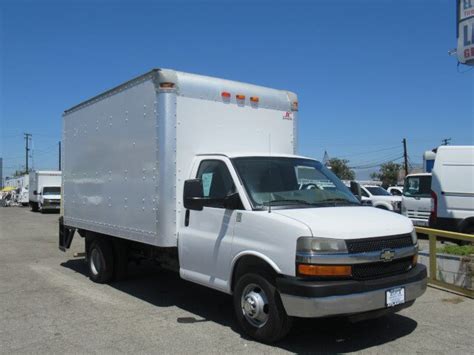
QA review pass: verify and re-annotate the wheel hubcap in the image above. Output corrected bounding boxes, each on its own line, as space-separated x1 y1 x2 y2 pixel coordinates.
90 248 101 276
241 283 269 328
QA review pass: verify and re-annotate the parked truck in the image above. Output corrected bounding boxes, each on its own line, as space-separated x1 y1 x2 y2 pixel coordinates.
29 170 62 212
402 173 432 227
59 69 426 343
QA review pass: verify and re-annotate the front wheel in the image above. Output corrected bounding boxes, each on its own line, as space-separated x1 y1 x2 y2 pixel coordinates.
233 273 292 343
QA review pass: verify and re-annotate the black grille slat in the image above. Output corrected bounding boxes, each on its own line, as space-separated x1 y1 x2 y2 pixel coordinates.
346 234 413 254
352 257 413 280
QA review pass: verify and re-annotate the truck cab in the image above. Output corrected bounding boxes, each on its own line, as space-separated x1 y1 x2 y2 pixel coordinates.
180 154 425 341
37 186 61 212
401 173 431 227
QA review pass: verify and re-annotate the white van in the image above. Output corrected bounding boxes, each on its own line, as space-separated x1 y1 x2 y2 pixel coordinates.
430 146 474 234
402 173 432 226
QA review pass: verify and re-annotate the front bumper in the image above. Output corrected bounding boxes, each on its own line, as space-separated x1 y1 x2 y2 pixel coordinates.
277 264 427 318
42 200 61 210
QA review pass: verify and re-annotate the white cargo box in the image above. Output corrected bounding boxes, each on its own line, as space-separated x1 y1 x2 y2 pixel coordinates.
63 69 298 247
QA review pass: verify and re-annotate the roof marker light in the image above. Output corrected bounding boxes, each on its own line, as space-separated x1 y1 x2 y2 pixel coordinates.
250 96 259 103
236 94 245 100
221 91 231 98
160 82 175 88
291 101 298 111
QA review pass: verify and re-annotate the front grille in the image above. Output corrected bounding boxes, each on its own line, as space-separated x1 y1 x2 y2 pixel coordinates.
407 210 430 219
346 234 413 254
352 257 413 280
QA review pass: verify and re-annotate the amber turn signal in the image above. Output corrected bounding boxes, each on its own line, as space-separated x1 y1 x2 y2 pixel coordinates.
160 82 175 88
297 264 352 277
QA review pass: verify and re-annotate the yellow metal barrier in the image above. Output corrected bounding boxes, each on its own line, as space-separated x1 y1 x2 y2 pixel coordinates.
415 227 473 298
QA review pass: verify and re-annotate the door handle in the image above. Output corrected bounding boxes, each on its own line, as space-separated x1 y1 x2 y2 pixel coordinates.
185 209 190 227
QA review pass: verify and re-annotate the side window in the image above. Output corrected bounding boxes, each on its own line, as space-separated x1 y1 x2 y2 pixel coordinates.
197 160 236 208
361 187 370 198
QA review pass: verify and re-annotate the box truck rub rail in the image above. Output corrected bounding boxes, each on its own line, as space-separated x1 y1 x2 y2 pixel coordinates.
59 68 426 343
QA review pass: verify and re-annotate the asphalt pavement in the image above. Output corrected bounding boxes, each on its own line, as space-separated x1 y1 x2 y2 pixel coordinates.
1 207 473 354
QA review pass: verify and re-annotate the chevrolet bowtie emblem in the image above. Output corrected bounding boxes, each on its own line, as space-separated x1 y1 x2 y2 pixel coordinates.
380 249 395 262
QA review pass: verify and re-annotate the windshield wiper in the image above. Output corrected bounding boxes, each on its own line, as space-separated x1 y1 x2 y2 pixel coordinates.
314 198 360 205
264 199 312 206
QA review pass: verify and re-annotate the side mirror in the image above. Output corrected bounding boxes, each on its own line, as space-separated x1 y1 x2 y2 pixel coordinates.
350 181 362 202
224 192 242 210
33 190 37 195
183 179 204 211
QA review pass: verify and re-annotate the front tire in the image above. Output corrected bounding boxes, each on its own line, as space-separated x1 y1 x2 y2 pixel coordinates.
88 239 114 283
233 273 292 343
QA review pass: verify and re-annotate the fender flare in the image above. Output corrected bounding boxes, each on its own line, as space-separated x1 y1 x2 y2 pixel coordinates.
228 251 282 292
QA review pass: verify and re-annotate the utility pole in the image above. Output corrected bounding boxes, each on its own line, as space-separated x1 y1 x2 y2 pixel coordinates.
24 133 32 173
441 138 451 146
402 138 409 176
58 141 61 170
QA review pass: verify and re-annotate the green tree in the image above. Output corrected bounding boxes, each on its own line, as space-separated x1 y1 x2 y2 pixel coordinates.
370 162 401 187
327 158 355 180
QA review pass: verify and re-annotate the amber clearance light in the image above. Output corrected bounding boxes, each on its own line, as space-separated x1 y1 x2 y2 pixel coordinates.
297 264 352 277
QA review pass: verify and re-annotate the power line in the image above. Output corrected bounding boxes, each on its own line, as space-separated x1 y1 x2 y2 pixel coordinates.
337 145 401 158
350 154 404 169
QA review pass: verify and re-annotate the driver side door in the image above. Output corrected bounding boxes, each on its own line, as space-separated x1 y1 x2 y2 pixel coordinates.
179 158 242 292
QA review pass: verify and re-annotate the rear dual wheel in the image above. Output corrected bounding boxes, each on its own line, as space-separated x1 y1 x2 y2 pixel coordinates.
88 239 115 283
233 273 292 343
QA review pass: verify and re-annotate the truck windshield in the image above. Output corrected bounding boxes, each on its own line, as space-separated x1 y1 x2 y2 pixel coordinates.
232 157 360 209
43 187 61 195
365 186 391 196
403 176 431 198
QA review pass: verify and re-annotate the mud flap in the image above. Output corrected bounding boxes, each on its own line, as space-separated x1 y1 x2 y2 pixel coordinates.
59 216 76 251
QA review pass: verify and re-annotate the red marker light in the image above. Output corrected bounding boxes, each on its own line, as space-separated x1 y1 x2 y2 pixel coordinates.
236 94 245 100
221 91 231 98
250 96 259 103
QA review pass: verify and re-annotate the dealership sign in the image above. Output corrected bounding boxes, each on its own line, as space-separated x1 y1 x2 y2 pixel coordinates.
458 0 474 65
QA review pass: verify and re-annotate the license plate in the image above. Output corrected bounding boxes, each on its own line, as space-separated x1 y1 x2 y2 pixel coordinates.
386 287 405 307
413 220 428 226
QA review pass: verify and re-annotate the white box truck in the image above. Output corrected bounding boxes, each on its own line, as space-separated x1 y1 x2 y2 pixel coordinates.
59 69 426 343
29 170 62 212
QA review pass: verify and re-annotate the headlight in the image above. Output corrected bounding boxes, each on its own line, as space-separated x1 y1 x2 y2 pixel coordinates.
297 237 348 254
411 229 418 245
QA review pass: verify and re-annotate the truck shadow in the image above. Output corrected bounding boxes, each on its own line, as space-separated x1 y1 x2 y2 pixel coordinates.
61 259 418 352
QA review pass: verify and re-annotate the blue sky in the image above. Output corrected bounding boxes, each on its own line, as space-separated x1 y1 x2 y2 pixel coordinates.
1 0 473 179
